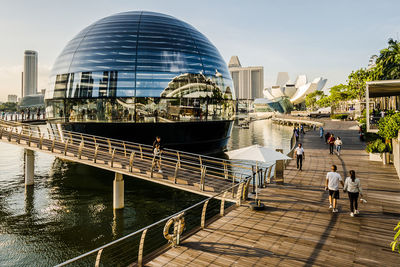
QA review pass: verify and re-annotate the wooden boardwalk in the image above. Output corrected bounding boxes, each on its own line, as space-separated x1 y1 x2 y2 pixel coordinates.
148 119 400 266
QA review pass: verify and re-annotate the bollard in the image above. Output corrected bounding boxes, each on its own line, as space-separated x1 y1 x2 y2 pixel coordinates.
24 149 34 186
113 173 124 209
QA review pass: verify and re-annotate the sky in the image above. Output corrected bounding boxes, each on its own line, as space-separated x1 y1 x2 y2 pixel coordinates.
1 0 400 101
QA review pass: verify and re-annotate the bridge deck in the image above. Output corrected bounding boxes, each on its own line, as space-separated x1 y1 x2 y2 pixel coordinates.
147 120 400 266
0 121 256 200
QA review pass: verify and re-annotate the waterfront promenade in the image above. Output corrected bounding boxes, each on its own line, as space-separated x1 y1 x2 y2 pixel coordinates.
148 119 400 266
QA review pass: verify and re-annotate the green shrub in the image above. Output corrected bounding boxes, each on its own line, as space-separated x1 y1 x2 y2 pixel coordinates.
378 113 400 140
366 138 391 153
331 114 348 120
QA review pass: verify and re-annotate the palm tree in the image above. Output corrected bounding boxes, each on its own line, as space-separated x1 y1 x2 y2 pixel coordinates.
375 38 400 80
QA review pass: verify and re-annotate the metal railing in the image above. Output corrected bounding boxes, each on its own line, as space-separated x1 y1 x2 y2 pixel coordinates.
0 119 272 195
54 180 249 267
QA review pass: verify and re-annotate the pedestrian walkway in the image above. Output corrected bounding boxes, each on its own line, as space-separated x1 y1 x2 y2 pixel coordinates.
148 119 400 266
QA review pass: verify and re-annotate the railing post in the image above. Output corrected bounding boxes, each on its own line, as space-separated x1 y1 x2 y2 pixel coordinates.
223 162 228 179
177 152 181 168
138 229 148 267
7 128 12 141
150 156 155 178
236 183 244 206
174 162 179 184
0 127 3 139
64 138 69 156
123 142 127 157
139 144 143 159
107 139 112 154
69 132 73 145
95 249 103 267
129 152 135 172
78 141 84 159
199 155 202 170
51 138 55 153
28 133 32 147
39 134 44 149
220 191 228 216
17 129 22 144
201 200 209 229
93 144 99 163
110 148 116 167
199 166 206 191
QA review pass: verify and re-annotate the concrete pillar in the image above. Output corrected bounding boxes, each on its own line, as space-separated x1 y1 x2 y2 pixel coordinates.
275 149 284 185
24 149 34 186
113 173 124 209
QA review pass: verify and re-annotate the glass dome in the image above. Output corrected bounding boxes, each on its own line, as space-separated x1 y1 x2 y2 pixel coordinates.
46 11 234 100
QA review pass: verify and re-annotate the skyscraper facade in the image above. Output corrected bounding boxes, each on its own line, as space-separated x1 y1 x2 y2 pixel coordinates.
23 50 38 97
228 56 264 100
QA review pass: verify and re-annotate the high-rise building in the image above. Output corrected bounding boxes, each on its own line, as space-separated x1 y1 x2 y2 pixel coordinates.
7 94 18 103
23 50 38 97
228 56 263 100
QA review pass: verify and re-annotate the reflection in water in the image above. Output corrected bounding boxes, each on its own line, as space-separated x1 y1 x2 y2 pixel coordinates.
0 119 292 266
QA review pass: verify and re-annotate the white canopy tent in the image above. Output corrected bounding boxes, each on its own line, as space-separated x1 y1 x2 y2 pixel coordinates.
226 145 291 199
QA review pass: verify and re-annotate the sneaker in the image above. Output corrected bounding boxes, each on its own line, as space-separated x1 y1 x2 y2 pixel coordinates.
332 209 338 213
158 169 163 173
329 204 333 209
350 212 354 217
354 210 359 215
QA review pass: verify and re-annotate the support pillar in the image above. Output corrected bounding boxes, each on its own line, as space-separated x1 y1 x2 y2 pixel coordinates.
113 173 124 209
275 149 284 185
24 149 34 186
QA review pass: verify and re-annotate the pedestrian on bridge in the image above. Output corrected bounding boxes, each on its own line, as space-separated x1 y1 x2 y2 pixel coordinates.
152 136 163 173
295 143 305 171
325 165 344 213
319 126 324 138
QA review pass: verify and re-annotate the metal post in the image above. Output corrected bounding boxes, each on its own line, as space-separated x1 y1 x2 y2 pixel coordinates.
24 149 34 186
113 173 124 209
138 229 148 267
201 200 209 229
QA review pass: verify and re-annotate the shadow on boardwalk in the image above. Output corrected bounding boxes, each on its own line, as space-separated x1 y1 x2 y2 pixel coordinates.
148 119 400 267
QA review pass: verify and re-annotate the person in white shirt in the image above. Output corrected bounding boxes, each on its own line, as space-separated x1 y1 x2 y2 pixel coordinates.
334 137 343 155
343 170 363 217
325 165 344 213
295 143 305 171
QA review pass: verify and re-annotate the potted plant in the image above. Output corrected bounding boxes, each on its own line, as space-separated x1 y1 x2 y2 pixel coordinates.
366 138 389 162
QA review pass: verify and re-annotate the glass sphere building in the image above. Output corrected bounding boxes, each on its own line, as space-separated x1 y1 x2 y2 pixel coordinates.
45 11 235 153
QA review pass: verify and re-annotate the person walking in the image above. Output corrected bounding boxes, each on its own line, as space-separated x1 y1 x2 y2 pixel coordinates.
325 165 344 213
300 124 305 134
335 137 342 155
295 143 305 171
319 126 324 138
328 134 335 154
343 170 363 217
152 136 163 173
325 132 330 143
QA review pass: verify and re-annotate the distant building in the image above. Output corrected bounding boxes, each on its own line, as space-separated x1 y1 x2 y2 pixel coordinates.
23 50 38 97
7 94 18 103
228 56 264 100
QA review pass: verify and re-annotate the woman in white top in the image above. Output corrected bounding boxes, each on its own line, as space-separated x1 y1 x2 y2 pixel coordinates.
334 137 342 155
343 170 363 217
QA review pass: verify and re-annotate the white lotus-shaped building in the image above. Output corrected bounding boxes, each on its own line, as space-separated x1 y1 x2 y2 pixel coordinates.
263 72 327 105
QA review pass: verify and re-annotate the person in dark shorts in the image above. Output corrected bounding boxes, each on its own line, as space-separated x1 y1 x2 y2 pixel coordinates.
325 165 344 213
152 136 163 173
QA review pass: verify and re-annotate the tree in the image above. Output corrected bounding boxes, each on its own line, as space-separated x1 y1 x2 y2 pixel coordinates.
315 84 350 114
347 68 371 100
374 38 400 80
305 91 325 110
